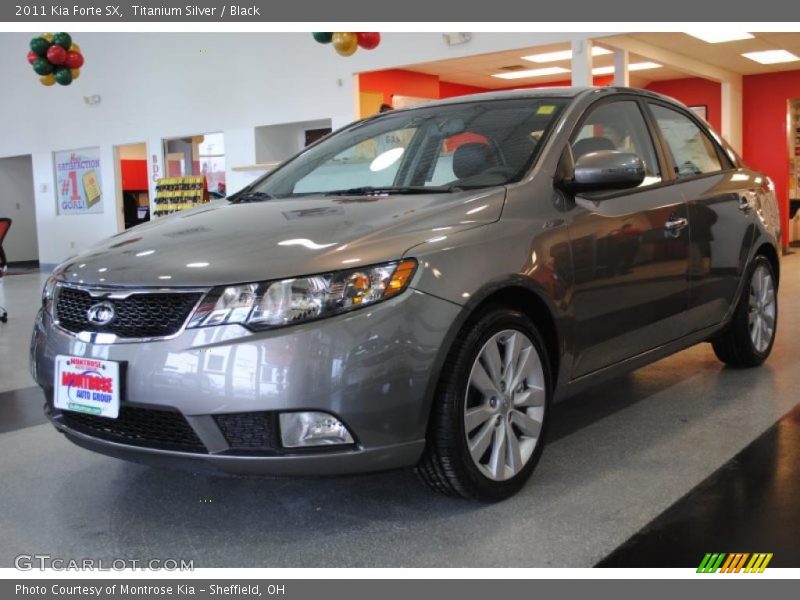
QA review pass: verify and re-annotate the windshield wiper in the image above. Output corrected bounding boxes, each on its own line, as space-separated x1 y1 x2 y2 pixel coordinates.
324 186 457 196
229 191 274 204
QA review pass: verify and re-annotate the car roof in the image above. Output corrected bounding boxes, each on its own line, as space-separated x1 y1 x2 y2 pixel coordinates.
394 86 681 110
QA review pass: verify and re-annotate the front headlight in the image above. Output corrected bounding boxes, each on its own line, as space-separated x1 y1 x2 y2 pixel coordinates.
41 275 58 316
188 259 417 331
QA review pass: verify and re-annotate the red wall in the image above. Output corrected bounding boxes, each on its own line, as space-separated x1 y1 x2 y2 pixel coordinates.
439 80 490 98
359 69 613 104
359 69 441 105
497 75 614 91
742 70 800 247
645 78 722 132
120 159 148 191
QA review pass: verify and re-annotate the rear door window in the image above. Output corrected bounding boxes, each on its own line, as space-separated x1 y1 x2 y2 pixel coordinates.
649 104 723 178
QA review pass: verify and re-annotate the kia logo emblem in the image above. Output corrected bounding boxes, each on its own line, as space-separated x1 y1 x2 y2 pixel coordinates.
86 301 115 326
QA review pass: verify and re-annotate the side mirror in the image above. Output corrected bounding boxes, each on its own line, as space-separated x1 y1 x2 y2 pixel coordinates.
564 150 645 193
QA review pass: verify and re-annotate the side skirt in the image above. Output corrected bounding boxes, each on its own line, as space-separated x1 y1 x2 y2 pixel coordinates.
555 323 725 403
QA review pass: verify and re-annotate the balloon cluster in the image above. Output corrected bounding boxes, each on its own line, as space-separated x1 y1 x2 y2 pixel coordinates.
27 33 84 86
313 32 381 57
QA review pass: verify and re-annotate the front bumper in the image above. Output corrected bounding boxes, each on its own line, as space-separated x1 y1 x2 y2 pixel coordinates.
32 289 460 476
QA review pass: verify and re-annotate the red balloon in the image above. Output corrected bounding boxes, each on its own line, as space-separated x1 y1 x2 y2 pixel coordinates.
357 32 381 50
64 51 84 69
27 50 38 65
46 44 67 65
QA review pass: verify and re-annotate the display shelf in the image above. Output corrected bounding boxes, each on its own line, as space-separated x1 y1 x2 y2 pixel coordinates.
153 176 207 218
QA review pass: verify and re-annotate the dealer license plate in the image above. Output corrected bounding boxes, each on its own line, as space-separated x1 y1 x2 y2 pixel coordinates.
54 355 121 419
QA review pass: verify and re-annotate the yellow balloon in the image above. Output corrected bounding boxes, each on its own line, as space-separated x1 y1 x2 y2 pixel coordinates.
69 43 81 53
332 32 358 57
40 74 56 86
70 68 80 80
42 33 53 42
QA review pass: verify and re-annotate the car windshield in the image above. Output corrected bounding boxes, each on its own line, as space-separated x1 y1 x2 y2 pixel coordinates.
237 97 568 199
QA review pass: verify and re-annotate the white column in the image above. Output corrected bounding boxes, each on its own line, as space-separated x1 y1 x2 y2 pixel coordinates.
721 77 743 153
224 127 258 195
571 39 593 87
614 49 629 87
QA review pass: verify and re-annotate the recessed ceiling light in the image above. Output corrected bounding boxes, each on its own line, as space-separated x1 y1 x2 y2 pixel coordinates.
592 61 661 75
521 46 612 63
686 32 754 43
742 49 800 64
492 66 570 80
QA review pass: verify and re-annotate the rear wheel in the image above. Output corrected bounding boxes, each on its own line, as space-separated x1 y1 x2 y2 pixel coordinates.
416 307 551 501
712 255 777 368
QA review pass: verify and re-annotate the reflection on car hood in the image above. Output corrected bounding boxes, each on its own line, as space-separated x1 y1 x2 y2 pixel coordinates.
57 189 506 287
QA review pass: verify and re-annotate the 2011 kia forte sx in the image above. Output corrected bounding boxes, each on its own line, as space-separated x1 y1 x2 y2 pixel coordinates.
31 87 780 501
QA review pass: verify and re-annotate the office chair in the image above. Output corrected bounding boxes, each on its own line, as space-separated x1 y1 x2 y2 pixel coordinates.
0 217 11 323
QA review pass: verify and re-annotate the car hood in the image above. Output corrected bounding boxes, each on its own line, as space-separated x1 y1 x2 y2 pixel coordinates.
56 189 506 287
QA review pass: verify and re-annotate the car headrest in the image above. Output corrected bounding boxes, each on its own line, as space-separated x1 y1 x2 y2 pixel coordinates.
572 136 616 160
452 143 497 179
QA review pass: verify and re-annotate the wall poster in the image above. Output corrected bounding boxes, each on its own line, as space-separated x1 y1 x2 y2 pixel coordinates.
54 147 104 215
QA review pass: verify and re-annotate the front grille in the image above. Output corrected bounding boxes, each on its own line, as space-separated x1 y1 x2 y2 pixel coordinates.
214 411 279 454
60 405 207 453
55 286 202 339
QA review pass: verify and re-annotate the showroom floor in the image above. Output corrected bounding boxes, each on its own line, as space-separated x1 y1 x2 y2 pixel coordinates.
1 259 799 568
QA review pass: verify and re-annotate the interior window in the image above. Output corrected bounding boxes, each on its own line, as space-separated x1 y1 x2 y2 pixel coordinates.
650 104 723 178
572 100 661 187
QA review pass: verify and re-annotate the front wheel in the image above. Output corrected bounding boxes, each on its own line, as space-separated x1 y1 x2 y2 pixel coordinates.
416 307 551 501
712 255 777 368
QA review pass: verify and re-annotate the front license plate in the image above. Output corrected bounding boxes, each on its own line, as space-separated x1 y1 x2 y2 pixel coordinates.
54 355 121 419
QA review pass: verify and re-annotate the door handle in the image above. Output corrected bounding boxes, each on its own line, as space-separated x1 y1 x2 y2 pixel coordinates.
664 217 688 238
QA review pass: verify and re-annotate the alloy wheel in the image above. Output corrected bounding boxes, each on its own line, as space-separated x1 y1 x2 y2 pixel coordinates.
748 264 776 353
464 329 546 481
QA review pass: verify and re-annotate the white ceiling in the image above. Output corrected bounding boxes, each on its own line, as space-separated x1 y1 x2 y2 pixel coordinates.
628 32 800 75
392 32 800 90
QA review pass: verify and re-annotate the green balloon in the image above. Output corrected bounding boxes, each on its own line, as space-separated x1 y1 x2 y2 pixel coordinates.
29 37 51 57
33 57 54 76
312 32 333 44
54 67 73 86
52 32 72 49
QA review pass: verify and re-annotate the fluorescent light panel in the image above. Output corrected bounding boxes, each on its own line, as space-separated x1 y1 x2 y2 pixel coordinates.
591 61 662 75
686 32 754 43
742 49 800 64
491 66 570 80
521 46 612 63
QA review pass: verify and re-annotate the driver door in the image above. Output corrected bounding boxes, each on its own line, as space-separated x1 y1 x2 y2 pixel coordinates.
566 98 691 378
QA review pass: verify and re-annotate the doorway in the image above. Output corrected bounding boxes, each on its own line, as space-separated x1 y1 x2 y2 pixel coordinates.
114 143 150 231
0 155 39 266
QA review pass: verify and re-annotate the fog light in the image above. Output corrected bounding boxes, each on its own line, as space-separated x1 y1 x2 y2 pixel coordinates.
279 412 355 448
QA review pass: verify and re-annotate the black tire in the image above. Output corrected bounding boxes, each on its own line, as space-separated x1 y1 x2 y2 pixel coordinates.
416 306 552 502
711 255 777 368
